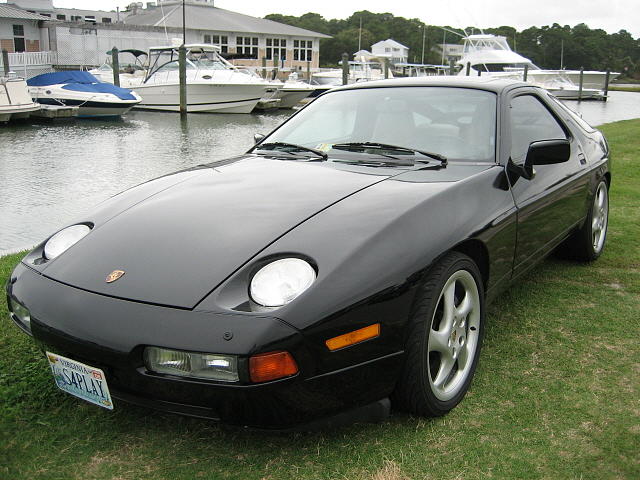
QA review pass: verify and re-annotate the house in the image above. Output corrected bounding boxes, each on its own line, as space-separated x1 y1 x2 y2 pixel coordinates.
124 0 330 72
4 0 330 74
371 39 409 65
0 3 49 53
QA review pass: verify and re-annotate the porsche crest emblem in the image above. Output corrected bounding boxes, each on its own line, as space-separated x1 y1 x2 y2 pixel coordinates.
106 270 125 283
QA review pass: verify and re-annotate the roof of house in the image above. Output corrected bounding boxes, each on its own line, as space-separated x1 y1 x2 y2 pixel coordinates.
0 3 50 20
371 39 409 50
124 3 331 38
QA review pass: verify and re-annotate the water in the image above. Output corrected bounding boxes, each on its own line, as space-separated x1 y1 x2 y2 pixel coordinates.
1 91 638 255
0 111 290 255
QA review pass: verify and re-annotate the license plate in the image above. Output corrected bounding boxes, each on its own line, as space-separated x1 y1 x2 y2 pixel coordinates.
46 351 113 410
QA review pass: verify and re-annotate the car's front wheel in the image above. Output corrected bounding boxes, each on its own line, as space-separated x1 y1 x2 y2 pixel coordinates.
393 251 485 417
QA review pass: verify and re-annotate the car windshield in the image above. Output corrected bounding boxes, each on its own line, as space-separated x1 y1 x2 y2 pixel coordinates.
266 86 497 162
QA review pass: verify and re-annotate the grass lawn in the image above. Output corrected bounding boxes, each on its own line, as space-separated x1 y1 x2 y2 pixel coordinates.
608 86 640 93
1 120 639 480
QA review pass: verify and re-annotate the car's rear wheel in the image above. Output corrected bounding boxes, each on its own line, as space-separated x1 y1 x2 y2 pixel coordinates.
565 179 609 261
393 251 485 417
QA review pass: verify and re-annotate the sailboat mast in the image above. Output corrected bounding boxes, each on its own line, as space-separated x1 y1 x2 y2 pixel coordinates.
182 0 186 45
358 17 362 52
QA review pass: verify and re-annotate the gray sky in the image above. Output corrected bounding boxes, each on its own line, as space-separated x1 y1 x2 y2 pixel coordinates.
33 0 640 38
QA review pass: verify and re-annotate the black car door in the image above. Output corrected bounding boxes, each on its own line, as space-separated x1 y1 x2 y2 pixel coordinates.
506 91 591 277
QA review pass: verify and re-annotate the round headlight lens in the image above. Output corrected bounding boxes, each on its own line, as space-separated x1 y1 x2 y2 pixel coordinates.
44 224 91 260
250 258 316 307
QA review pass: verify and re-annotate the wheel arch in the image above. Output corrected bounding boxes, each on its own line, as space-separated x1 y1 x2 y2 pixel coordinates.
450 239 490 293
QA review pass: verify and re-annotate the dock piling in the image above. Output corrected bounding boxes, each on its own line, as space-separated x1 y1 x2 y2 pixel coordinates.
578 66 584 102
261 57 267 79
306 61 311 81
341 53 349 85
2 49 9 76
383 58 389 79
603 69 610 101
111 47 120 87
449 60 455 75
523 64 528 82
465 62 470 76
179 44 187 116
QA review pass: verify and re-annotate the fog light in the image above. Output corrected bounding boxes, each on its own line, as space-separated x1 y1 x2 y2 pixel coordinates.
8 297 31 334
144 347 238 382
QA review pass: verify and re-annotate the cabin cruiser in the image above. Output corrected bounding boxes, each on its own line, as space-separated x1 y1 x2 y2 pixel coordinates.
0 75 40 123
113 44 271 113
27 71 141 117
456 34 619 90
265 72 314 108
311 54 393 86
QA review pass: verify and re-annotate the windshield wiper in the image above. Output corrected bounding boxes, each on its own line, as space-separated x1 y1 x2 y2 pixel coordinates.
331 142 448 166
253 142 328 160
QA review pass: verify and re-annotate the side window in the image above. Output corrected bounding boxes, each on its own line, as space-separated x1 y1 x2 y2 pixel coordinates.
510 95 567 163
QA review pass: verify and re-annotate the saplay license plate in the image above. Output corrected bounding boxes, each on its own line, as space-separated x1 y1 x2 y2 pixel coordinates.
46 352 113 410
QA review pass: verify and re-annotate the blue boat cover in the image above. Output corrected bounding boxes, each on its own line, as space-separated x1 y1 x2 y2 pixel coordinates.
27 71 136 101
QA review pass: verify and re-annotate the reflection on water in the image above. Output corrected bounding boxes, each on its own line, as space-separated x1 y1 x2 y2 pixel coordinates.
561 91 640 126
0 111 290 255
1 91 638 255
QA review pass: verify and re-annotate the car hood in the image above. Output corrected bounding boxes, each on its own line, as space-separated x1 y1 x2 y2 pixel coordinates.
40 156 394 309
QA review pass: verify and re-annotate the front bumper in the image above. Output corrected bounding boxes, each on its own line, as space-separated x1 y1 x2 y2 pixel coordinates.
6 262 401 428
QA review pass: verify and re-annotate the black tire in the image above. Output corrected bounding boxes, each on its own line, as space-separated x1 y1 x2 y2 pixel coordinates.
393 251 485 417
563 179 609 261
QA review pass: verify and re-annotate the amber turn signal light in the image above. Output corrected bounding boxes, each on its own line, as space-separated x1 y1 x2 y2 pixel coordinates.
249 351 299 383
325 323 381 351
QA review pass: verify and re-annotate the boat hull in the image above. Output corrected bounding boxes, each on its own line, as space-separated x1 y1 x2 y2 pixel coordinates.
130 82 266 113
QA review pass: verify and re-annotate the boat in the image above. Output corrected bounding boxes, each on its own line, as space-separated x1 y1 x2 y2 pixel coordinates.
311 53 393 86
115 44 271 113
456 34 619 91
27 71 141 118
1 75 41 123
266 72 314 108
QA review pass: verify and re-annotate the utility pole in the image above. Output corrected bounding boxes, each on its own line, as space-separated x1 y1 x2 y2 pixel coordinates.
421 25 426 65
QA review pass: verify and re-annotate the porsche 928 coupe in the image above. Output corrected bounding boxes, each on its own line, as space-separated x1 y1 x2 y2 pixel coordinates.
6 77 610 428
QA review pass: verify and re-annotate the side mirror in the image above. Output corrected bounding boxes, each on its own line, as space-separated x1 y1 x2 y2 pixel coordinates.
510 139 571 181
525 139 570 167
254 133 265 145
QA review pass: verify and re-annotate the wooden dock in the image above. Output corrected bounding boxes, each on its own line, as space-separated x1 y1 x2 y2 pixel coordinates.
30 104 78 119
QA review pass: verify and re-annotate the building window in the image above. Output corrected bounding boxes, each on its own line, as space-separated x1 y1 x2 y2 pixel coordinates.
71 15 82 21
13 25 25 52
293 39 312 61
102 17 112 23
236 36 258 58
56 14 66 20
266 38 286 61
41 13 51 17
204 34 228 53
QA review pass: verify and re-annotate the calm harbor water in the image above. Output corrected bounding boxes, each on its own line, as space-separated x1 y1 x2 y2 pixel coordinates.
1 90 638 255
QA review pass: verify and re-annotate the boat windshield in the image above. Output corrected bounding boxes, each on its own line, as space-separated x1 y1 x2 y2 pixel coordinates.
147 48 232 77
265 86 497 163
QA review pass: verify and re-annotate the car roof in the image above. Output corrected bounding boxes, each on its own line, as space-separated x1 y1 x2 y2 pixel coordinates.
332 76 529 94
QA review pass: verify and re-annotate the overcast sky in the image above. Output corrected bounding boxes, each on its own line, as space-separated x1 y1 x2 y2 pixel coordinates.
19 0 640 38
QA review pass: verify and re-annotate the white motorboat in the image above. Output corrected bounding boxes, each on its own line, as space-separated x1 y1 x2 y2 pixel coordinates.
457 34 619 90
266 72 314 108
0 76 41 123
117 44 271 113
312 55 393 86
27 71 141 118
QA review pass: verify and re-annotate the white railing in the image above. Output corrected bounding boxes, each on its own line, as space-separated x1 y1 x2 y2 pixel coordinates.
6 51 58 67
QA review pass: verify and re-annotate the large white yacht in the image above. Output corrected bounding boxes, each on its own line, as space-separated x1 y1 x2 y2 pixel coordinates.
113 44 272 113
0 76 41 123
457 34 618 90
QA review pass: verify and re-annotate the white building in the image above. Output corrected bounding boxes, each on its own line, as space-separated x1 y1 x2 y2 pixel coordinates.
3 0 330 74
371 39 409 65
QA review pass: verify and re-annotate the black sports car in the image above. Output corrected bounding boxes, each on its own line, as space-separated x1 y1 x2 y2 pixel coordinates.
6 77 610 428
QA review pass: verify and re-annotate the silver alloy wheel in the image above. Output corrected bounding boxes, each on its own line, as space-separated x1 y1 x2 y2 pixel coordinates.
427 269 481 402
592 182 609 254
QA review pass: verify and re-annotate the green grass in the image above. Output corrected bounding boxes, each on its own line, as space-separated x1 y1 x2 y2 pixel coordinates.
2 120 639 480
608 86 640 92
